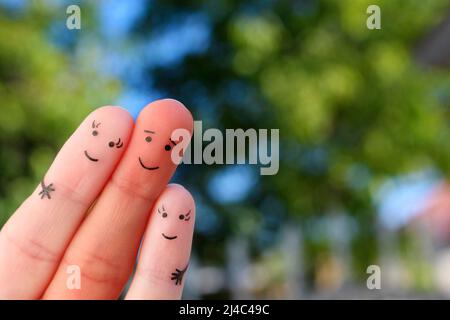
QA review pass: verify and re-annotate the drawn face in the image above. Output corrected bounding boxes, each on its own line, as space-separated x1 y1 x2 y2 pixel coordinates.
84 120 124 162
138 130 179 171
111 100 193 199
157 204 192 240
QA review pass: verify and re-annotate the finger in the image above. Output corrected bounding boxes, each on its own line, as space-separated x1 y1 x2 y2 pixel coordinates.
43 99 193 299
0 106 133 299
125 184 195 300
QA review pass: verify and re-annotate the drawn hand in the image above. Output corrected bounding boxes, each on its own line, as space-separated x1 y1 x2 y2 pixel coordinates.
171 266 188 286
0 99 195 300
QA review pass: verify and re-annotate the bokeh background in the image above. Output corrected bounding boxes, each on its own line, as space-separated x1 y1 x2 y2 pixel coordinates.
1 0 450 299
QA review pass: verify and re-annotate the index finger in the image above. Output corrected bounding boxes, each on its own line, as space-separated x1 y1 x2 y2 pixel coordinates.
0 106 133 299
43 99 193 299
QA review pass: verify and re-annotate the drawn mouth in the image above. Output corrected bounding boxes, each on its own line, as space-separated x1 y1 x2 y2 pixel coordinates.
139 157 159 170
84 150 99 162
162 233 177 240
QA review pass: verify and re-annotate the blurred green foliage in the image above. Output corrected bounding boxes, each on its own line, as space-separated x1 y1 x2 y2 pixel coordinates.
135 0 450 283
1 0 450 296
0 3 119 225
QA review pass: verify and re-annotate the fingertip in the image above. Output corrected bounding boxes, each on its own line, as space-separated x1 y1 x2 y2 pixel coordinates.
110 100 193 201
138 99 194 134
166 183 196 212
160 98 192 119
90 105 134 126
82 106 134 145
49 105 135 185
124 182 195 299
154 183 196 231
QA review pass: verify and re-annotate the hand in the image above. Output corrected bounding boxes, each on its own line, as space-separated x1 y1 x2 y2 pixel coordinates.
0 99 195 300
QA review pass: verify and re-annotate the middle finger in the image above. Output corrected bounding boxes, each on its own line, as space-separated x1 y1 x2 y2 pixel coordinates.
43 99 193 299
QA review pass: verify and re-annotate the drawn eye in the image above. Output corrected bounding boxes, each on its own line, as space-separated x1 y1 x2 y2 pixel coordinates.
92 120 101 135
165 144 171 151
108 141 114 147
183 210 191 221
145 136 152 143
158 205 168 218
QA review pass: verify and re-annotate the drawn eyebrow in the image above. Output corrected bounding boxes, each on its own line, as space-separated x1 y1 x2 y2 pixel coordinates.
144 130 155 134
169 139 177 146
92 120 101 128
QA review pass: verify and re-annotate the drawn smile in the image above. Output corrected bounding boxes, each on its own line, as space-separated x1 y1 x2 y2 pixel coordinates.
162 233 177 240
139 157 159 170
84 150 99 162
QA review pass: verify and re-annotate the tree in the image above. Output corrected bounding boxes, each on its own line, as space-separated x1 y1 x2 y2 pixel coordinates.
127 0 450 286
0 3 119 225
1 0 450 296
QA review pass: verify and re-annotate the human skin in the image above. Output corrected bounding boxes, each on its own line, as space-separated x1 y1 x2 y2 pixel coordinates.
0 99 196 299
126 184 195 299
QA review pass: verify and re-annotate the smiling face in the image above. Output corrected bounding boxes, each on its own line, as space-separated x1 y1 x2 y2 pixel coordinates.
43 106 133 202
137 130 178 170
152 184 195 243
84 120 124 162
158 204 192 240
125 183 195 297
112 99 193 200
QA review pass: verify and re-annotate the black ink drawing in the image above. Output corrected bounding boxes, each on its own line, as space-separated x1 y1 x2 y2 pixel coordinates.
158 205 168 218
139 129 178 170
39 181 55 200
91 120 101 136
171 265 188 285
158 206 192 240
179 209 191 221
84 150 99 162
165 138 177 151
109 138 123 148
86 120 123 160
162 233 177 240
139 157 159 170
